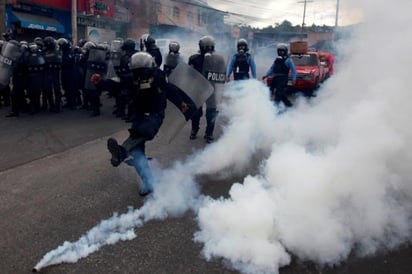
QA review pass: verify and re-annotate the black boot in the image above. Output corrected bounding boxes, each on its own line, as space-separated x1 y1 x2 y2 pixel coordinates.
190 129 198 140
204 135 214 144
107 138 127 167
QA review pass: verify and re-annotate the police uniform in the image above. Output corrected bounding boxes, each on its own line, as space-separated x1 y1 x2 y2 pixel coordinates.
226 52 256 80
188 52 219 143
43 39 63 113
106 52 186 196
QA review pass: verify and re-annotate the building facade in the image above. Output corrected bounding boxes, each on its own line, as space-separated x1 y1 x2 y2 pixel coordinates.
125 0 227 42
3 0 227 46
5 0 71 41
4 0 131 43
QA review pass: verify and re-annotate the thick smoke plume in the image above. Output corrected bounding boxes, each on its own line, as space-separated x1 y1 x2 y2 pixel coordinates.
35 1 412 273
194 0 412 273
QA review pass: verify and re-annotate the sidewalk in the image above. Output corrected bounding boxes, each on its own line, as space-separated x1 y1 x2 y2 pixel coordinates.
0 96 127 172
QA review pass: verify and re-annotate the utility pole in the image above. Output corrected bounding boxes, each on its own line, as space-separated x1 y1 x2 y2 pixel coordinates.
72 0 77 44
298 0 313 33
335 0 340 27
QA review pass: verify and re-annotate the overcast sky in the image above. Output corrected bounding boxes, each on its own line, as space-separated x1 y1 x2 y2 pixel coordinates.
207 0 363 28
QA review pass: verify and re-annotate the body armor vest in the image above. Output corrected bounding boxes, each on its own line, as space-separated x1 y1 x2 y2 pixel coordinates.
234 53 249 73
132 70 167 114
273 56 289 75
44 50 62 70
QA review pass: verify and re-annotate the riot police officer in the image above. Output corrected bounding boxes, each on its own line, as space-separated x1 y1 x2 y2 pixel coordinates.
88 43 109 116
58 38 77 110
188 35 224 143
0 40 12 108
80 41 97 112
43 36 63 113
0 39 25 109
262 43 297 108
72 45 85 108
97 52 188 196
226 38 256 81
114 38 137 119
140 33 162 67
6 41 29 117
163 40 184 77
26 42 45 114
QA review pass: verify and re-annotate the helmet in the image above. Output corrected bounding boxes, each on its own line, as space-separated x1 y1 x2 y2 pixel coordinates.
277 43 288 57
237 38 248 53
82 41 97 50
28 42 39 53
168 41 180 53
33 37 44 49
121 38 136 51
20 40 29 50
43 36 57 51
140 33 155 51
78 39 88 47
199 35 215 54
57 38 71 50
73 46 82 54
129 52 157 70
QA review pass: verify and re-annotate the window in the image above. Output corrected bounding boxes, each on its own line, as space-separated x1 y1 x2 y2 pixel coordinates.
155 1 161 13
187 10 194 23
173 6 180 19
291 54 319 66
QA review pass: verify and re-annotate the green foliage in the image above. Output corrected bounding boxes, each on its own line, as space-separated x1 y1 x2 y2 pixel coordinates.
233 20 334 34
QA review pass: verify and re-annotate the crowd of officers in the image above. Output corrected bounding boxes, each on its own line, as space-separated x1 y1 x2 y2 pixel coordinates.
0 33 297 135
0 34 164 119
0 33 297 117
0 33 298 196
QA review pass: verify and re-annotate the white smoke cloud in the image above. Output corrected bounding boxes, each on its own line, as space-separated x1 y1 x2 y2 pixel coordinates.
34 1 412 273
194 1 412 273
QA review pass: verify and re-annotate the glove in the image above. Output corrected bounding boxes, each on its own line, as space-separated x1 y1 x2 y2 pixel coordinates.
181 102 189 113
90 73 101 85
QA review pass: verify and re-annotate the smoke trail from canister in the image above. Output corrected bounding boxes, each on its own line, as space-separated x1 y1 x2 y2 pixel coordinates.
33 78 276 271
33 163 200 271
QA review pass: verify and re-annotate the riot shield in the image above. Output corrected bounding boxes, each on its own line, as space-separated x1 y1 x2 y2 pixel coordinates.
0 41 23 88
84 47 108 90
202 53 226 84
26 52 46 91
109 39 122 68
203 53 227 109
159 62 214 143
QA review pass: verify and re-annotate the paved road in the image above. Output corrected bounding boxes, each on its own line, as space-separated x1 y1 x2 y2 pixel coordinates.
1 96 412 274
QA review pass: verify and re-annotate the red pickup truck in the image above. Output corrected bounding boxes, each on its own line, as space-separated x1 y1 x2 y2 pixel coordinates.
288 51 328 91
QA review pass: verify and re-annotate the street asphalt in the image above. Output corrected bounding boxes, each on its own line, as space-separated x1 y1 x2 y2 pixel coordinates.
1 95 412 274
